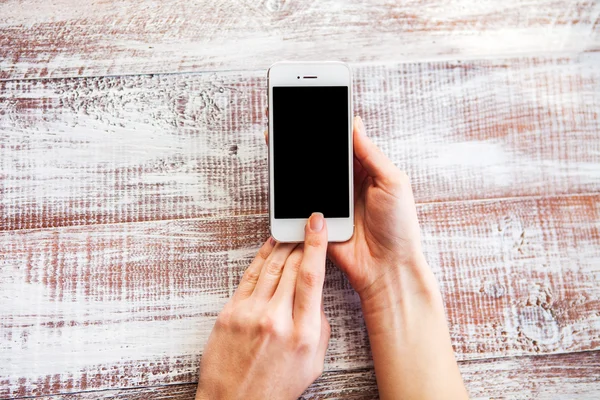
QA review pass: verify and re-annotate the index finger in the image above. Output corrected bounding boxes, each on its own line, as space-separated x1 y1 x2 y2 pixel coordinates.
294 213 328 329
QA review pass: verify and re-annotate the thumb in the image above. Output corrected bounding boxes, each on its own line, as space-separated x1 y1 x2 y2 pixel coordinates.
353 116 398 181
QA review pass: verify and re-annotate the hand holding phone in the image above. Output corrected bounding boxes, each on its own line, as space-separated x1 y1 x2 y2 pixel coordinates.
268 62 354 242
327 117 468 400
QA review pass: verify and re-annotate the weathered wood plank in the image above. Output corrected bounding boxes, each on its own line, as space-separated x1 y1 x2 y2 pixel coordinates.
461 351 600 400
1 0 599 79
2 194 599 397
2 54 599 231
29 369 378 399
25 351 600 399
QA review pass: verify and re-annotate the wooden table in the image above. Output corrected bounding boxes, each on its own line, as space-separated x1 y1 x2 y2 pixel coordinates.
1 1 599 398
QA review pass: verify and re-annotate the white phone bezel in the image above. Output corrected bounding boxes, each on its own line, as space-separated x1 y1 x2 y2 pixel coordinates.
267 61 354 242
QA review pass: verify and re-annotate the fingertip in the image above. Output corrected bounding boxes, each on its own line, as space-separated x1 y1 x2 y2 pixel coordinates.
352 116 397 180
354 115 365 135
305 213 327 249
307 212 325 233
353 116 371 161
257 235 276 260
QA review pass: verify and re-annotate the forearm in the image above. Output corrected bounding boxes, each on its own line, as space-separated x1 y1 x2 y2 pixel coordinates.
360 260 468 400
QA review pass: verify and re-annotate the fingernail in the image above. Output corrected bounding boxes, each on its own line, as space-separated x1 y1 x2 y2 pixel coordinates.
355 116 365 135
269 236 276 246
309 212 324 232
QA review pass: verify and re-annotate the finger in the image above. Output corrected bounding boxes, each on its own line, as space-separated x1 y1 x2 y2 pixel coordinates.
265 107 269 118
294 213 328 328
315 310 331 374
353 116 398 181
232 237 276 302
271 245 304 307
252 242 297 301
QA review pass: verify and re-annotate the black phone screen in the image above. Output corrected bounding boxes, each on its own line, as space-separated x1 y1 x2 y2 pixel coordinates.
272 86 350 219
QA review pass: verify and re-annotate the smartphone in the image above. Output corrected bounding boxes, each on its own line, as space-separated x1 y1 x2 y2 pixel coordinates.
267 61 354 242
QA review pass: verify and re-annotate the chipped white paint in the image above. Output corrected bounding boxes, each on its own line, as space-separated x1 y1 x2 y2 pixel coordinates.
0 72 265 230
25 352 600 399
1 1 599 396
1 54 599 397
1 55 599 232
1 194 600 396
0 0 599 79
461 352 600 399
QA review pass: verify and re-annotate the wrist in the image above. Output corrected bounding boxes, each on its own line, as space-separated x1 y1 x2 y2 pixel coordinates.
359 252 439 303
359 259 468 400
359 256 445 335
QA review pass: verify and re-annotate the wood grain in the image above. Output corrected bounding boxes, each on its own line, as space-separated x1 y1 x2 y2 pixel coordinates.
30 369 378 400
2 1 599 398
1 0 599 79
2 194 599 397
2 54 599 231
27 351 600 400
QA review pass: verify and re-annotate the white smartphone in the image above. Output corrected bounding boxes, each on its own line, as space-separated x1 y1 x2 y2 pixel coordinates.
267 61 354 242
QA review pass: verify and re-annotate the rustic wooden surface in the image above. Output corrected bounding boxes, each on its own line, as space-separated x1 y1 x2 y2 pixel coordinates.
1 0 600 80
29 352 600 400
2 55 599 231
2 194 599 397
1 0 600 399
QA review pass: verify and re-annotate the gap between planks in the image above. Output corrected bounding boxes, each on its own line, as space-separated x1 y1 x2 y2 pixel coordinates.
1 0 599 80
2 192 599 396
2 190 600 235
1 49 598 83
3 54 599 232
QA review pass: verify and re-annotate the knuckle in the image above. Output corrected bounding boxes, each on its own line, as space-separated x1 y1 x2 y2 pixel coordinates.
305 234 324 248
215 314 229 330
230 318 246 333
300 268 322 289
287 252 303 272
215 307 233 330
228 309 252 333
296 339 312 355
257 246 271 260
258 315 288 338
265 259 284 277
242 268 260 286
258 315 275 333
293 333 318 354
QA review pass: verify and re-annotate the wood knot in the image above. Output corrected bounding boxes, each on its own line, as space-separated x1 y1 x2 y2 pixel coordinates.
482 281 506 298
